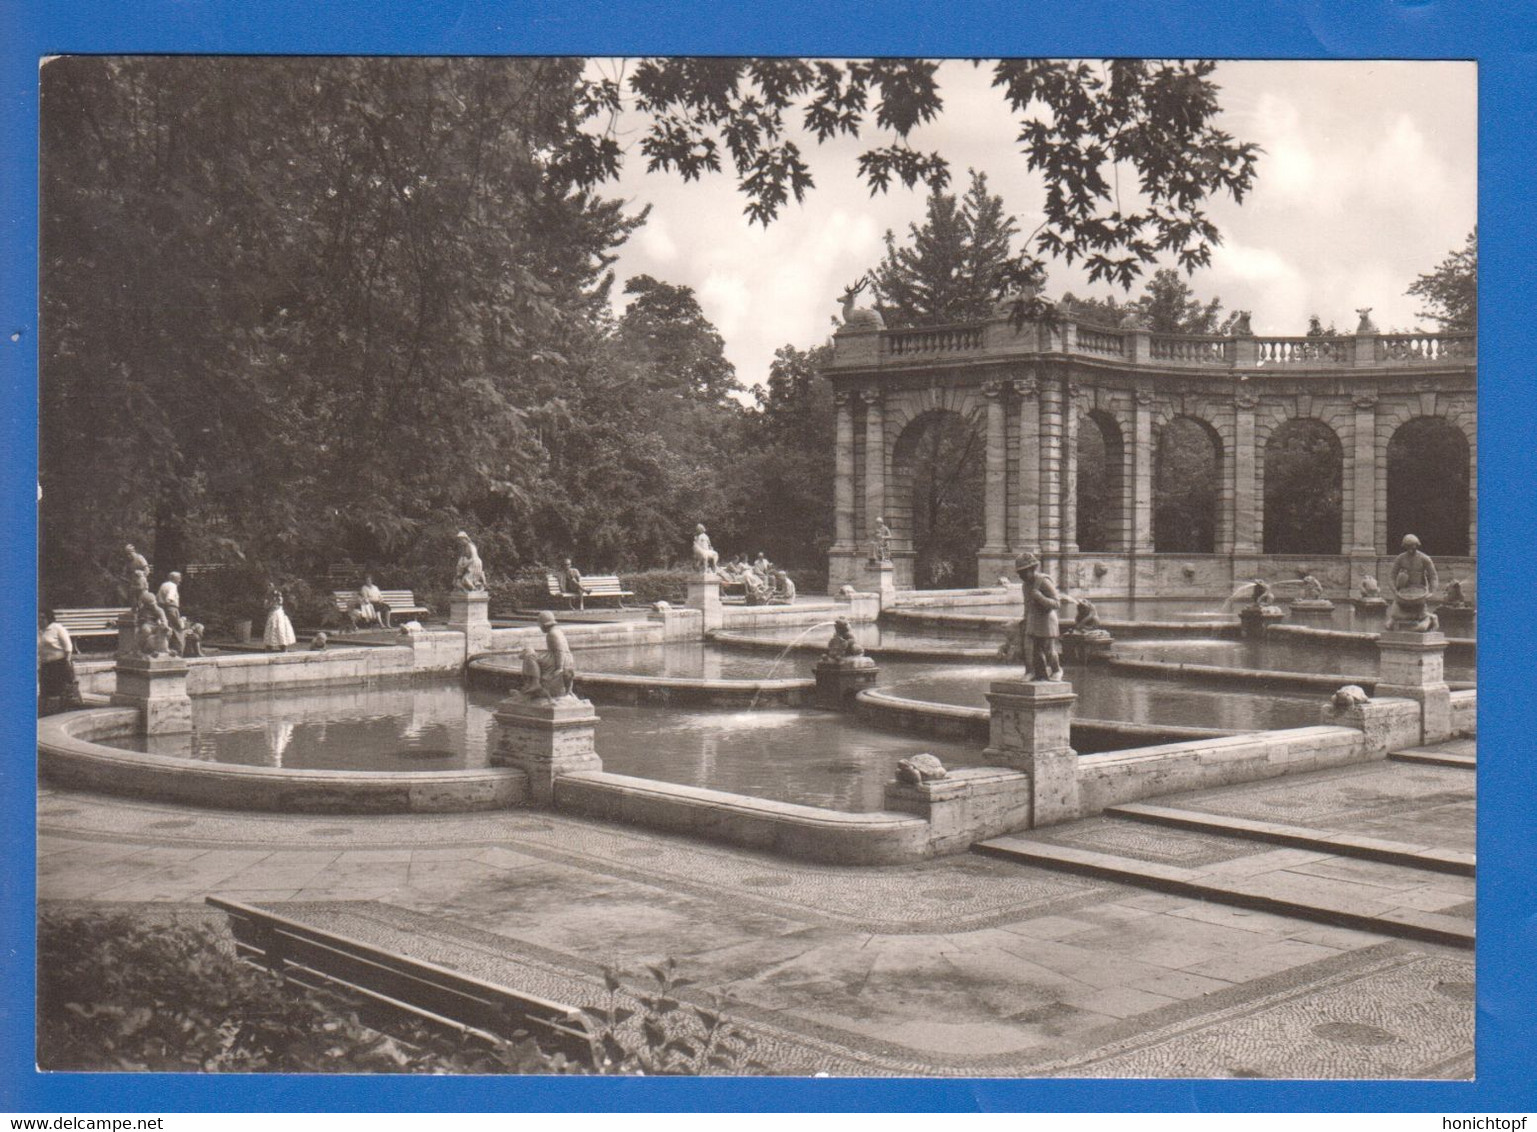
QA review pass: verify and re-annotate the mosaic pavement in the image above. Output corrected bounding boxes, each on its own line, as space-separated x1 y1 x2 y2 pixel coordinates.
35 747 1476 1078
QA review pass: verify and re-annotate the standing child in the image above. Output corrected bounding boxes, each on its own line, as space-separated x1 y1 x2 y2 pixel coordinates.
264 588 296 653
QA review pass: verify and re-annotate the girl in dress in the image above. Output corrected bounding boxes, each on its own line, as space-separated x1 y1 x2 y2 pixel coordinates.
263 588 296 653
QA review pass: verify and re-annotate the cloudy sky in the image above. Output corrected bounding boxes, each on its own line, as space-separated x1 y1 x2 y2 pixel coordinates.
594 59 1476 393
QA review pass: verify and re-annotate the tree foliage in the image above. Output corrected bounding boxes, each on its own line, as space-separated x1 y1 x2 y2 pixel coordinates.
868 170 1020 328
1406 227 1476 332
606 58 1258 293
1061 267 1230 333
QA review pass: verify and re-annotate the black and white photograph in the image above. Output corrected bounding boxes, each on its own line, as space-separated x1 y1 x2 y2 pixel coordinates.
33 55 1478 1082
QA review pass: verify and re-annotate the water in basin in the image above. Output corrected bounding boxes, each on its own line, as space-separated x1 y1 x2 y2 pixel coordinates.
1117 637 1476 683
877 663 1327 731
104 679 986 812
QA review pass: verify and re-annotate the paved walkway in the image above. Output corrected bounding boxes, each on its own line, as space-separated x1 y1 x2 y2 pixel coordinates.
36 745 1475 1078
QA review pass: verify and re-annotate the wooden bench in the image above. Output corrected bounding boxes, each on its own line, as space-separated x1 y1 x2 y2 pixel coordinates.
545 573 635 609
331 588 430 626
207 897 592 1065
325 560 363 587
52 607 130 640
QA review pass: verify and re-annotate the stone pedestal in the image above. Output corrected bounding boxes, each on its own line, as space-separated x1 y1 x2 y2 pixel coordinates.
983 679 1080 828
1061 630 1114 666
647 603 704 641
447 591 491 655
685 574 723 631
111 656 193 734
1375 630 1452 744
1289 599 1335 613
1238 605 1285 639
863 559 897 609
1436 605 1476 638
813 655 879 710
116 613 138 658
491 694 602 805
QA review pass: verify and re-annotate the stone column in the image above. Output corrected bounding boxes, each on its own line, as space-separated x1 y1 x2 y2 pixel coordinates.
861 389 886 560
983 679 1080 828
1062 384 1081 558
1013 376 1041 554
827 390 861 593
491 695 602 806
1232 391 1259 555
1039 375 1065 575
111 656 193 734
447 591 492 656
832 390 856 552
1130 389 1155 554
1376 630 1452 745
978 380 1012 581
1349 393 1379 557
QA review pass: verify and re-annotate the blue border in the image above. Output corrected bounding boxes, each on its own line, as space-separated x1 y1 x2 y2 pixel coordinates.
4 0 1534 1113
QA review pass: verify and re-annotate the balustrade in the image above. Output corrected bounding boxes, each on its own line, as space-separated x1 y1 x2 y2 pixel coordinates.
1149 335 1231 364
1255 336 1348 365
888 324 986 356
1074 326 1126 357
1375 332 1475 363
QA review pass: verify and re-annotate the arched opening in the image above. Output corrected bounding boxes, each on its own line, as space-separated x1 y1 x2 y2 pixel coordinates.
890 409 985 588
1263 418 1343 554
1077 410 1126 552
1154 416 1222 553
1387 416 1470 555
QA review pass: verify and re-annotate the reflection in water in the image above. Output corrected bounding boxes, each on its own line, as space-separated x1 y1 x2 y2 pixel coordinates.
878 663 1326 731
111 681 981 812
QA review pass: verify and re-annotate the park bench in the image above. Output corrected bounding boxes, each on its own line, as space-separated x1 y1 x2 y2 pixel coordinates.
207 897 592 1065
52 607 131 642
325 560 363 587
545 573 635 610
331 588 430 626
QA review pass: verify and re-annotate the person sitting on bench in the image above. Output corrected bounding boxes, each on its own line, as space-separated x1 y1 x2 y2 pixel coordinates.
561 559 591 611
358 576 391 628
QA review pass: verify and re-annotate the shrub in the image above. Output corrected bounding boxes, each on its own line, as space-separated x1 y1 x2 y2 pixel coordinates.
583 958 764 1076
620 568 695 606
35 909 561 1073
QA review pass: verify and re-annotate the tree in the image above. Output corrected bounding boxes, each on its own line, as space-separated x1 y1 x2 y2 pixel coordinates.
617 275 738 404
869 171 1020 327
717 344 837 571
1134 268 1228 335
1406 227 1476 332
600 58 1259 294
1306 315 1339 337
1062 268 1228 332
40 57 642 603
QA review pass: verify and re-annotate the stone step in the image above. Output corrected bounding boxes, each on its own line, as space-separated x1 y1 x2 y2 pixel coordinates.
974 835 1473 949
1390 746 1476 770
1105 802 1475 877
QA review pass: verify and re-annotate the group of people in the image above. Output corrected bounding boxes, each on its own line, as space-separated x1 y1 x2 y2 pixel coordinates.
716 553 796 605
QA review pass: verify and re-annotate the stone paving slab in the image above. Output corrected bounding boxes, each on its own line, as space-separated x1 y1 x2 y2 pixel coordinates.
975 837 1474 948
1107 802 1475 875
1117 758 1476 854
36 779 1474 1078
1390 742 1476 770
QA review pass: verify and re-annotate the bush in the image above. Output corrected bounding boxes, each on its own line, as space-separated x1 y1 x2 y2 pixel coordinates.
619 568 696 606
36 909 562 1073
36 909 764 1076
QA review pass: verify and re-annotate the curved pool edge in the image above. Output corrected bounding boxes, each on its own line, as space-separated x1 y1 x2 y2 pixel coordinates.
38 707 527 814
852 687 1242 753
707 629 999 663
467 654 815 708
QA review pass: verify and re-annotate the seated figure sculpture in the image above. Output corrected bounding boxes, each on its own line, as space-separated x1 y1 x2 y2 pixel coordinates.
454 531 487 592
1297 572 1325 602
692 524 719 574
518 611 577 702
823 618 865 663
132 591 172 658
1389 534 1440 631
1359 574 1382 599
